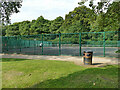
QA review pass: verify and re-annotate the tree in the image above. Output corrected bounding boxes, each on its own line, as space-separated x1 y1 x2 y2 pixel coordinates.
0 23 7 36
19 21 31 35
90 13 105 32
49 16 64 34
78 0 119 33
6 22 21 36
0 1 22 24
78 0 112 14
103 1 120 32
30 16 51 35
67 21 85 33
89 1 120 32
0 24 6 36
59 6 96 33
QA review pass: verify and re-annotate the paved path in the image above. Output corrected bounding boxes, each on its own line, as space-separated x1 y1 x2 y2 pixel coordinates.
1 54 119 67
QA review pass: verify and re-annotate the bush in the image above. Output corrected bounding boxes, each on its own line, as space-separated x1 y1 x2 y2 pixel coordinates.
115 50 120 53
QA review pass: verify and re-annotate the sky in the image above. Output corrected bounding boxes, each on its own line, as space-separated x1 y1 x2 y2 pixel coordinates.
10 0 90 24
10 0 115 24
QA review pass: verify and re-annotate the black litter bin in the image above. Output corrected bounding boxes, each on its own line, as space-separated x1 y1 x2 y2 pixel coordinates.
83 50 93 65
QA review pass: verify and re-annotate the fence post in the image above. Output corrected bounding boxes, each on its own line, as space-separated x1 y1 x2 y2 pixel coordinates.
59 33 61 56
20 36 21 52
79 33 81 56
34 36 35 55
7 37 8 51
0 36 2 53
118 31 120 47
24 38 25 48
42 34 43 55
103 32 105 57
29 37 30 48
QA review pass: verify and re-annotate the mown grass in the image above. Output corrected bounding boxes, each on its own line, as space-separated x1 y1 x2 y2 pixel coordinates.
2 58 118 88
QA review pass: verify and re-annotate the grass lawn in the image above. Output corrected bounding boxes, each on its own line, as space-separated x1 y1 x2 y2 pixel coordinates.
2 58 118 88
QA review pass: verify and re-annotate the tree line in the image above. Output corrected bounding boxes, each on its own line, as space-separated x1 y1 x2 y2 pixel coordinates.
1 1 119 37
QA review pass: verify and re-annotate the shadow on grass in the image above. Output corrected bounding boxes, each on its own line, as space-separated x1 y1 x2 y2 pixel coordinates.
92 63 103 65
2 58 32 62
31 65 118 88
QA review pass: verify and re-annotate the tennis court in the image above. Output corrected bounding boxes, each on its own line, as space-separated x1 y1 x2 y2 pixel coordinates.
2 31 119 58
2 46 118 57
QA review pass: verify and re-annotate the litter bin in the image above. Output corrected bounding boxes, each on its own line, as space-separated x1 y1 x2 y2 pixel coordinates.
83 50 93 65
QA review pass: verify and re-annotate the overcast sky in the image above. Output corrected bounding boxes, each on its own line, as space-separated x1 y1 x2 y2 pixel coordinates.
10 0 91 24
10 0 115 24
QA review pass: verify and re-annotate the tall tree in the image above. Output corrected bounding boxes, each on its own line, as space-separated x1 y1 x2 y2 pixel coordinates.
59 5 96 33
6 22 21 36
79 0 120 32
19 21 31 35
78 0 112 14
104 1 120 32
0 1 22 24
49 16 64 33
0 24 6 36
30 16 51 35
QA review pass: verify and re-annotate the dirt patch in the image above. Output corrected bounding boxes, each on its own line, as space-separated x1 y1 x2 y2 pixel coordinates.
1 54 118 67
3 71 24 80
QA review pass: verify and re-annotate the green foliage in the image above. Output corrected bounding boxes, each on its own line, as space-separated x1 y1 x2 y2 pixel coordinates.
2 1 119 40
78 0 120 32
67 21 86 33
115 50 120 53
104 1 120 32
19 21 31 35
90 13 105 32
79 0 111 14
59 6 96 33
0 1 22 24
0 24 6 36
30 16 51 35
6 22 21 36
49 16 64 34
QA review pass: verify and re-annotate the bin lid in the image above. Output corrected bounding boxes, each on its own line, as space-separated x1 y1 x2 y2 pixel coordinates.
83 50 93 53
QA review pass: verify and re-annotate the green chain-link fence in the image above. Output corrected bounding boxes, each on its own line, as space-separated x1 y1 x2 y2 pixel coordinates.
2 31 120 57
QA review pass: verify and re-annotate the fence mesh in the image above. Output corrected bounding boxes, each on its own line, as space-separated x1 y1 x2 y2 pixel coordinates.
61 33 79 56
43 34 59 55
2 31 119 57
81 32 104 57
